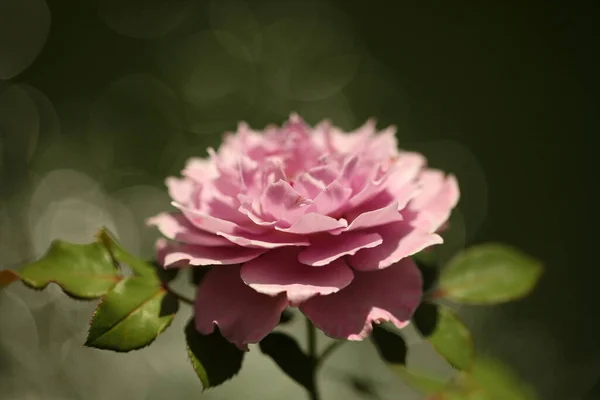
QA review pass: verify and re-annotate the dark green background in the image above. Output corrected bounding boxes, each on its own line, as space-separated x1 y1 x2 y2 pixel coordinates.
1 1 597 399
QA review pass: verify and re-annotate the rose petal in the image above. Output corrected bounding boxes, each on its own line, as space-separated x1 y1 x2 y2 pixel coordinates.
300 258 422 340
155 238 188 268
408 174 460 231
216 230 309 249
349 222 443 271
410 169 446 210
344 200 403 232
293 172 326 199
174 202 264 235
387 152 427 191
276 213 348 234
298 232 383 267
329 119 376 153
307 165 338 186
166 177 194 205
240 248 354 305
160 242 266 267
260 180 311 222
367 126 398 158
182 157 218 183
308 180 353 216
146 212 233 246
195 265 288 350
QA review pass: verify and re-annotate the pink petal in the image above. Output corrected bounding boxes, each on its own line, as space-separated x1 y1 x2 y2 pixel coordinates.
308 180 353 216
348 222 443 271
388 152 427 190
329 119 376 153
203 193 247 225
146 212 233 246
300 258 422 340
195 265 288 350
307 165 338 187
344 201 403 232
408 174 460 232
298 232 383 267
276 213 347 234
182 157 218 183
240 248 354 305
367 126 398 157
160 242 266 267
260 180 311 222
410 169 446 210
174 202 264 235
155 238 188 268
293 172 326 199
216 230 309 249
166 177 194 205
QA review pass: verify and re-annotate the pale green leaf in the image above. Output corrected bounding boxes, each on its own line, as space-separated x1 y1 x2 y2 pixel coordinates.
437 244 543 304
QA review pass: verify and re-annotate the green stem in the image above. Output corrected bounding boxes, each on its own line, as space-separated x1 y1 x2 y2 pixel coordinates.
164 285 194 306
316 341 344 369
306 318 321 400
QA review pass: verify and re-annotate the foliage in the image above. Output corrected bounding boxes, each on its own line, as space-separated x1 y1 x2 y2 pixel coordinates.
0 229 543 400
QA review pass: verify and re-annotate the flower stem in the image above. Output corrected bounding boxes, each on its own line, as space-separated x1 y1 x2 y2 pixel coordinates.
164 285 194 306
306 318 321 400
316 341 344 369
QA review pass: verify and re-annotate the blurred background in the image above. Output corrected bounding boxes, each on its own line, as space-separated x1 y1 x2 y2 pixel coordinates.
0 0 597 399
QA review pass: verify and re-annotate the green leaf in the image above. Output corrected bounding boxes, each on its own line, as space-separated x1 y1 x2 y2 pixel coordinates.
371 325 407 364
185 318 245 390
438 358 537 400
414 248 439 267
152 260 180 284
437 243 543 304
259 332 315 392
190 266 210 286
392 365 449 394
413 303 474 370
465 358 536 400
371 325 451 394
279 308 295 325
2 240 120 298
97 229 156 279
415 259 440 293
85 277 178 351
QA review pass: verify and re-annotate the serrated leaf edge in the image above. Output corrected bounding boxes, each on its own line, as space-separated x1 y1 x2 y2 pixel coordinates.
84 281 176 353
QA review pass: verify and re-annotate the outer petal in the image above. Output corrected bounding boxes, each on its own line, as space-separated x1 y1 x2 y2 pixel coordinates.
387 152 427 190
343 200 403 232
348 222 443 271
182 157 219 183
240 248 354 305
146 212 233 246
216 230 310 249
298 232 383 267
276 213 347 234
174 202 265 235
300 258 422 340
166 177 195 205
159 242 266 267
407 173 460 232
195 265 288 350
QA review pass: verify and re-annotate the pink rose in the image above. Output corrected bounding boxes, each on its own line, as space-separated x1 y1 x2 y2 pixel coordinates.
148 114 459 350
